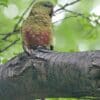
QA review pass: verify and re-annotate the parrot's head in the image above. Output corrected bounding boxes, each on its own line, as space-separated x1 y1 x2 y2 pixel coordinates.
31 0 54 17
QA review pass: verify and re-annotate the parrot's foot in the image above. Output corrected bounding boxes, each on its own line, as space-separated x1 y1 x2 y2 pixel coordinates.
50 45 54 50
36 46 53 53
25 48 36 56
23 44 36 58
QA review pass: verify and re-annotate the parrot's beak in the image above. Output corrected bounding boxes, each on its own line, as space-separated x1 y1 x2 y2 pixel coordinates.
49 8 54 17
42 1 54 17
43 2 53 8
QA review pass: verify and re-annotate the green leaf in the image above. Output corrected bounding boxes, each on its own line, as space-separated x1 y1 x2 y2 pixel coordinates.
13 15 21 20
53 0 57 4
0 0 8 7
2 58 8 64
51 0 57 5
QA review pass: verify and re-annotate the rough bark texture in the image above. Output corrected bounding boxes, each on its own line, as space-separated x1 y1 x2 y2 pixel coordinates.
0 50 100 100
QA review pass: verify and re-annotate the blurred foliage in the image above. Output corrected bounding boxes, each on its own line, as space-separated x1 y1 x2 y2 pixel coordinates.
0 0 100 99
0 0 8 7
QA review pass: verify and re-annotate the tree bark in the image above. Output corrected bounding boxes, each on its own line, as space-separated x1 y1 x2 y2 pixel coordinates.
0 50 100 100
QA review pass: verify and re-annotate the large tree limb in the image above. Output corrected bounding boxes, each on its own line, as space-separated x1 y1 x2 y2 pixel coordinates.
0 50 100 100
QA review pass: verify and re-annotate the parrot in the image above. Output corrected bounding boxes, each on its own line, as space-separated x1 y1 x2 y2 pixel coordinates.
21 0 54 55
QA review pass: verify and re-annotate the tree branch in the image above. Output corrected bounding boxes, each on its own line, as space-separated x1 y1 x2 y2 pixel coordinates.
0 50 100 100
63 9 90 21
55 0 80 13
1 29 20 40
0 39 20 53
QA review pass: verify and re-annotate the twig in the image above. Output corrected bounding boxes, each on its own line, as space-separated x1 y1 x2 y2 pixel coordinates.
64 9 90 21
0 39 20 53
2 0 36 40
54 8 91 24
2 29 20 40
55 0 80 13
13 0 36 31
0 34 7 35
53 15 78 23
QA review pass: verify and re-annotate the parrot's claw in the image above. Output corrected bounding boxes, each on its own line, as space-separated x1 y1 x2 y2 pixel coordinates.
36 46 53 53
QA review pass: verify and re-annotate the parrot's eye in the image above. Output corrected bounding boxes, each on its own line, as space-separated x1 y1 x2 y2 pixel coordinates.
42 2 53 8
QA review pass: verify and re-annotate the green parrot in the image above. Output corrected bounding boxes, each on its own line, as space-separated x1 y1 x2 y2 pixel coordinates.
21 0 54 54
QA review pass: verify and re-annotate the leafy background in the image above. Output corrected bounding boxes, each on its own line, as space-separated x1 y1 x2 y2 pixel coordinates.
0 0 100 99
